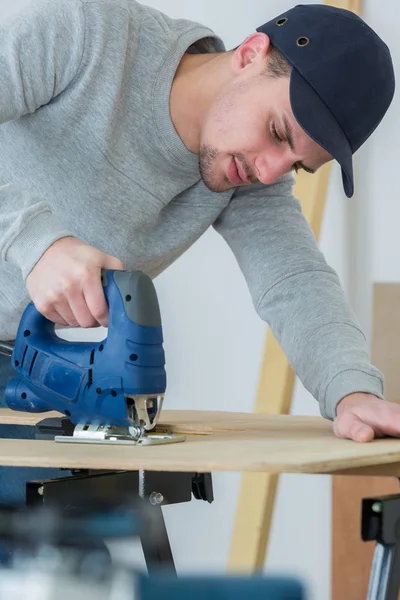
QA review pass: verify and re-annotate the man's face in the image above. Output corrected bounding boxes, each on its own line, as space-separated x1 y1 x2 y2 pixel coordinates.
198 54 332 192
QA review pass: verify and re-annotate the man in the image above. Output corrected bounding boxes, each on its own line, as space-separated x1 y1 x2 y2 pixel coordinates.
0 0 397 505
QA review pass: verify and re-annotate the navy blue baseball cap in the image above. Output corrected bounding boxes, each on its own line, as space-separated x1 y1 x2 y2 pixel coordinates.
256 4 395 197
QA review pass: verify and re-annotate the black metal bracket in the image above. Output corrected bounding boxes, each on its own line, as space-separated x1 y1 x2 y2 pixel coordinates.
26 468 214 575
362 493 400 599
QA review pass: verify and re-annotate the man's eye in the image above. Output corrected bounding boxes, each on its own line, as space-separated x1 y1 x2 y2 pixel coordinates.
271 124 283 143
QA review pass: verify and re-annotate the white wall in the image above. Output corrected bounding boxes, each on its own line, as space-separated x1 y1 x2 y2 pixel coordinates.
1 0 398 599
346 2 400 339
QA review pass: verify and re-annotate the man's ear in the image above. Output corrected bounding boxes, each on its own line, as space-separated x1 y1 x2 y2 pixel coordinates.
232 32 271 72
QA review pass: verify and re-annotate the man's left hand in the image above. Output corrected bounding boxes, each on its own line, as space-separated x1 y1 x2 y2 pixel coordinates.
334 392 400 443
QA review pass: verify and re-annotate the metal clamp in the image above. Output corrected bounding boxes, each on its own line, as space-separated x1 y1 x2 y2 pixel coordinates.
363 493 400 599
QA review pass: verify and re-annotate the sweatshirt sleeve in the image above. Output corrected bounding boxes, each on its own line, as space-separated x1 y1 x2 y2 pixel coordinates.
212 173 384 421
0 0 86 279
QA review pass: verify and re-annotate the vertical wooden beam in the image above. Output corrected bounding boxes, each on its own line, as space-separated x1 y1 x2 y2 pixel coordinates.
228 0 362 574
330 0 361 12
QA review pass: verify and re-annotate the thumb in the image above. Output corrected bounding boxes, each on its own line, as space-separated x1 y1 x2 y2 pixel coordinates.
334 412 375 443
353 424 375 443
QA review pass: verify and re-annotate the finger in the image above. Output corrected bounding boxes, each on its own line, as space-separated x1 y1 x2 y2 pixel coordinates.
40 296 88 327
52 301 80 328
36 307 69 327
363 403 400 439
334 412 375 443
83 274 109 327
34 299 69 327
64 288 99 328
338 400 400 439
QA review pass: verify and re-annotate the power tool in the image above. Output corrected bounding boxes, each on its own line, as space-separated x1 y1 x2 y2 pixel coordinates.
0 270 184 446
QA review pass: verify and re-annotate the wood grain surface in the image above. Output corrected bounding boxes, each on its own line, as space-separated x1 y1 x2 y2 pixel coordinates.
0 409 400 473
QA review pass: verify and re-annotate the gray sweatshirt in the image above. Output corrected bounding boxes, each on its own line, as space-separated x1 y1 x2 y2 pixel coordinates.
0 0 384 420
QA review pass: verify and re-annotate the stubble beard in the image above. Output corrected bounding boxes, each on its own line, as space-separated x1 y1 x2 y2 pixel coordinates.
198 144 230 193
199 145 257 192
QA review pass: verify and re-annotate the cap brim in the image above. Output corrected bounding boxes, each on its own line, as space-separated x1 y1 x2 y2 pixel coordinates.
290 69 354 198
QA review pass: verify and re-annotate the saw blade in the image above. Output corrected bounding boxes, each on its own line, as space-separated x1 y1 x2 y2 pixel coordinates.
54 422 185 446
54 432 186 446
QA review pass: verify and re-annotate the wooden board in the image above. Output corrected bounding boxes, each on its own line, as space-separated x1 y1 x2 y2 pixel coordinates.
332 283 400 600
0 410 62 426
0 408 323 433
370 283 400 402
2 410 400 474
328 0 361 12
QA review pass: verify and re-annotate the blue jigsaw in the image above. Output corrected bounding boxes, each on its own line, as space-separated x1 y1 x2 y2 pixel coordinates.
0 270 184 446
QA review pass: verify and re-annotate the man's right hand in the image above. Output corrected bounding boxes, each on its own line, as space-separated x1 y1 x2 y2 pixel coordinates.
26 236 123 328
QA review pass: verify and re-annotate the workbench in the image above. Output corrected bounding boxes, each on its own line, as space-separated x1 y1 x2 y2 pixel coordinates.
0 408 399 476
1 407 400 600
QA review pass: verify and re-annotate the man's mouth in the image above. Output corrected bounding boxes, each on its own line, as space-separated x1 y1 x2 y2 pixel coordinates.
227 156 250 186
235 157 250 183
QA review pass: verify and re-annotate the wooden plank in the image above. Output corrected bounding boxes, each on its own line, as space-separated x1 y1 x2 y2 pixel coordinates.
370 283 400 402
332 283 400 600
0 410 62 425
329 0 361 12
331 464 400 477
2 411 400 473
0 408 331 433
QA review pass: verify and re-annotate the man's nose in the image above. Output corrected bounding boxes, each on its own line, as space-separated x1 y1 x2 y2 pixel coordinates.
255 153 293 185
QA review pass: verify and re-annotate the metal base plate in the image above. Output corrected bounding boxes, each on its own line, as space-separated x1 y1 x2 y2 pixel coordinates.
54 432 186 446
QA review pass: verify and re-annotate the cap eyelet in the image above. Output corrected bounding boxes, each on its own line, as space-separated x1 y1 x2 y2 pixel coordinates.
276 17 288 26
297 36 310 47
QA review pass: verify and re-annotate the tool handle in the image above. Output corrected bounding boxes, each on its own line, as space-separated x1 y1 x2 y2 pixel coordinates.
103 269 162 330
20 269 161 337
